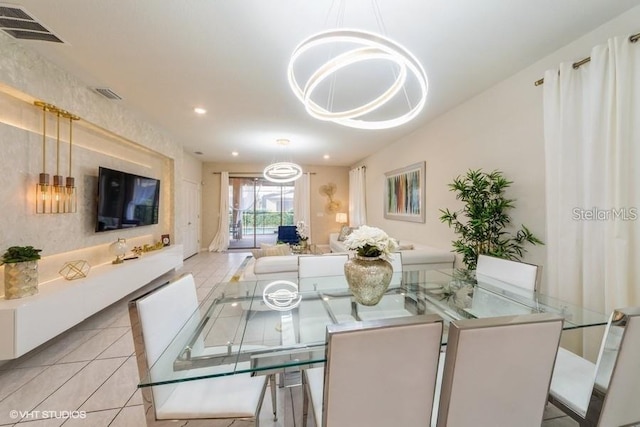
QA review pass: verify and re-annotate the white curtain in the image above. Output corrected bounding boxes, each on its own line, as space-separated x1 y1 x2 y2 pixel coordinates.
349 166 367 227
294 172 311 239
544 35 640 315
208 172 230 252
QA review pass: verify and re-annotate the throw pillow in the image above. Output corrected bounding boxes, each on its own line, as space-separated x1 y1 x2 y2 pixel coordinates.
398 244 415 250
337 225 355 241
251 244 292 259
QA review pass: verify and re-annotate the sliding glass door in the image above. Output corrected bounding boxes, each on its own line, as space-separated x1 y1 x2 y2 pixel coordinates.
228 177 294 249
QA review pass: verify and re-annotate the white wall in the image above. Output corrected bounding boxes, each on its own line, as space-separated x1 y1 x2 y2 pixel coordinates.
357 6 640 292
182 152 203 184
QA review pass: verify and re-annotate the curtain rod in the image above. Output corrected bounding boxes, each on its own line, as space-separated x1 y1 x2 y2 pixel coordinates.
534 32 639 86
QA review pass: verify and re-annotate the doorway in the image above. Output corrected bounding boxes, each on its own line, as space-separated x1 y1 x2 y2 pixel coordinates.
182 180 201 258
228 177 294 249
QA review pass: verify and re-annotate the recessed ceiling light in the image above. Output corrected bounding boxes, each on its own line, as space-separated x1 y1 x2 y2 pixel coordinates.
194 107 206 115
323 154 330 159
231 151 239 156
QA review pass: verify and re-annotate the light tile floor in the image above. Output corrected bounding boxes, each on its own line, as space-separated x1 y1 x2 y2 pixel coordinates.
0 251 576 426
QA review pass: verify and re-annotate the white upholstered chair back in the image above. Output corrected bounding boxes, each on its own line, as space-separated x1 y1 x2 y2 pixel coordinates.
435 313 563 427
298 254 349 279
388 252 403 285
550 307 640 426
476 254 539 296
298 254 352 343
130 274 270 424
134 274 201 407
597 308 640 426
308 315 443 427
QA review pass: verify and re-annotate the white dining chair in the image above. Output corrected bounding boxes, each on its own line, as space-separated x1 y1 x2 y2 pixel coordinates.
356 252 411 321
128 273 273 426
434 313 564 427
549 307 640 426
298 253 349 279
476 254 540 297
303 315 444 427
388 251 403 284
298 254 352 343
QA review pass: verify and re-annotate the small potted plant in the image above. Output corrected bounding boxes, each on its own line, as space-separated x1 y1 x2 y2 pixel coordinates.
2 246 42 299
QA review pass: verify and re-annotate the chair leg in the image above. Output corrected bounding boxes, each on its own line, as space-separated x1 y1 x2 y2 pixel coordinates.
302 372 309 427
269 374 277 421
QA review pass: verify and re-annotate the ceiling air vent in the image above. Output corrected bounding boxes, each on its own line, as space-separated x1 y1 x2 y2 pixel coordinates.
93 87 122 100
0 5 64 43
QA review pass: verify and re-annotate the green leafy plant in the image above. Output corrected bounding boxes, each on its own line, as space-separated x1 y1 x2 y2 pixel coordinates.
1 246 42 264
439 169 543 271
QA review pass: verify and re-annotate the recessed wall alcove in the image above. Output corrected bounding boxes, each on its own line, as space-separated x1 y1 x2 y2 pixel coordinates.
0 86 175 292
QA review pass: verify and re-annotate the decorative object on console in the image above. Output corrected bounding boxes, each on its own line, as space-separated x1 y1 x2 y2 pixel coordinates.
2 246 42 299
131 242 165 256
384 161 426 223
439 169 543 271
263 139 303 183
59 260 91 280
342 226 398 305
319 183 341 213
287 2 428 130
161 234 171 246
109 238 128 264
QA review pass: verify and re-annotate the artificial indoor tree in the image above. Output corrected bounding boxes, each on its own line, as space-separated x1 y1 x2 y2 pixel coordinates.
439 169 543 271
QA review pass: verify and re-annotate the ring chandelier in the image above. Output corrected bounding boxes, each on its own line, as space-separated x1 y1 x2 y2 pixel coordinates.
263 139 303 183
287 29 428 130
263 161 303 183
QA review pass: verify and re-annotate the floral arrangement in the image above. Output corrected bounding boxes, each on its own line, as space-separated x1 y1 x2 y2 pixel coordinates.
343 225 398 261
296 220 309 241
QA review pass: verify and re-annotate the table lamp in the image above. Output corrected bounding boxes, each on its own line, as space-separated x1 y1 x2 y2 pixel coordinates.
335 212 348 225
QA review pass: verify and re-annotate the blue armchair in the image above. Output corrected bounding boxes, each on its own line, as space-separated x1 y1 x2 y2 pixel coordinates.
277 225 299 244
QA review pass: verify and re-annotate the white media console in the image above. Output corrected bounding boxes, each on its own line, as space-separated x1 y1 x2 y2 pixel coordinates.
0 244 184 360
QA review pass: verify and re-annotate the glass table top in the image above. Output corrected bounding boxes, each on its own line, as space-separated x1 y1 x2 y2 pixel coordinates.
138 268 608 387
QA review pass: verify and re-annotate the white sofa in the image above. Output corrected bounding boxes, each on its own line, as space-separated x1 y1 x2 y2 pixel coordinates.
240 255 299 281
329 233 454 272
238 234 455 281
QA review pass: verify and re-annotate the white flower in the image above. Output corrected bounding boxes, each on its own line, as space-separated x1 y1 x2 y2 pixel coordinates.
343 225 398 260
296 220 309 240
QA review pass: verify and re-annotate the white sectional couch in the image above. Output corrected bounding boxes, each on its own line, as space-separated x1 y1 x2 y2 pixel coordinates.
240 255 299 281
238 233 455 281
329 232 455 271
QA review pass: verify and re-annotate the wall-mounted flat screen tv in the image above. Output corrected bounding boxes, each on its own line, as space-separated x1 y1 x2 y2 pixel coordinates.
95 167 160 232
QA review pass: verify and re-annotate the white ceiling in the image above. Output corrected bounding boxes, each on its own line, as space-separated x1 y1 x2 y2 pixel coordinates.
4 0 640 166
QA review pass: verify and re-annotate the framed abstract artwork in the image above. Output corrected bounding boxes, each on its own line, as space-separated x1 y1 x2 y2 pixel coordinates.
384 161 426 223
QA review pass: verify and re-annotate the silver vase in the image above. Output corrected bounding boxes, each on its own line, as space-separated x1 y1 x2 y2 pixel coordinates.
344 255 392 306
4 260 39 299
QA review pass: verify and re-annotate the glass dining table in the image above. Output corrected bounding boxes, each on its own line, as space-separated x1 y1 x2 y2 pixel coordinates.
138 268 608 388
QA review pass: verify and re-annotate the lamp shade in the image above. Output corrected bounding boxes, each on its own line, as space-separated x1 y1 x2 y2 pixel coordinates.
335 213 348 224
